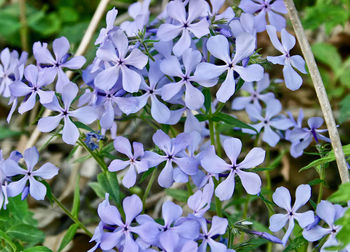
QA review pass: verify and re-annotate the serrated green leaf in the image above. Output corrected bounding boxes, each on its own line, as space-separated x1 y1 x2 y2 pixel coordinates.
57 223 79 252
23 246 52 252
165 188 188 202
71 175 80 218
212 112 257 132
7 224 44 244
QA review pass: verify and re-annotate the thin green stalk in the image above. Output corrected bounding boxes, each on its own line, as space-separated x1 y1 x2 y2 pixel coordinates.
213 178 223 217
240 197 249 243
186 181 193 196
52 194 92 237
209 119 215 146
215 122 222 157
142 168 157 209
78 138 107 172
317 166 325 204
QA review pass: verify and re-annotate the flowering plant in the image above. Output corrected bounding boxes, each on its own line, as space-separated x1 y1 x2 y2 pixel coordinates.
1 0 350 251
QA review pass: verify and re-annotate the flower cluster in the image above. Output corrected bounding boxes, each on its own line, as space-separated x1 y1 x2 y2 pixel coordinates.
0 0 347 251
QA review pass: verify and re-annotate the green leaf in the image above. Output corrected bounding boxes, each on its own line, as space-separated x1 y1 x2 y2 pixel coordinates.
0 230 17 251
303 4 349 34
57 223 79 252
312 43 342 72
328 182 350 203
339 94 350 123
300 144 350 171
29 12 61 36
0 128 22 139
58 7 79 23
74 121 94 132
7 224 45 245
23 247 53 252
334 207 350 249
165 188 188 202
0 11 20 37
308 178 325 186
212 112 257 132
71 175 80 218
59 21 89 44
195 114 208 122
283 235 308 252
89 182 106 199
97 172 121 206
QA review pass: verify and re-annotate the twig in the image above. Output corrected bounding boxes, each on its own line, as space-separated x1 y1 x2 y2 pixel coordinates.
284 0 349 183
25 0 110 149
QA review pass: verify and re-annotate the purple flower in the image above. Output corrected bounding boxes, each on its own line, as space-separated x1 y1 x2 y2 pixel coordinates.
144 130 198 188
2 147 59 201
187 179 214 217
302 200 346 251
205 0 235 23
244 99 294 147
198 216 228 252
134 59 172 124
95 8 118 45
158 231 198 252
266 25 307 91
9 64 55 114
160 48 210 110
0 48 27 98
194 33 264 102
38 83 98 145
108 136 149 188
229 13 256 38
96 193 159 251
157 201 200 241
120 0 150 37
84 131 104 150
288 117 330 158
231 73 275 111
33 37 86 92
239 0 287 32
94 86 139 130
201 137 265 201
249 231 282 244
269 184 314 246
157 0 210 56
95 30 148 92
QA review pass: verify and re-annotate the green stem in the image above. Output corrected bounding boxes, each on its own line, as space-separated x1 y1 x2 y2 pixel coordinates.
52 194 92 237
215 122 222 157
142 168 157 210
186 181 193 196
209 119 215 146
213 178 223 217
240 196 249 242
317 166 325 204
78 138 107 172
